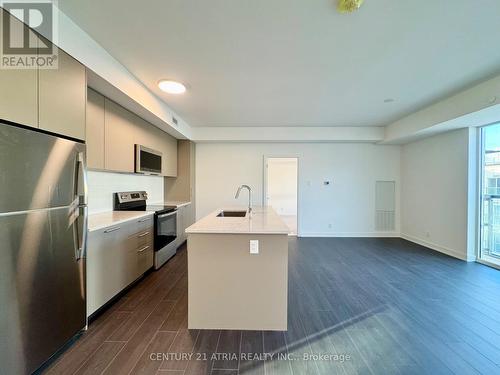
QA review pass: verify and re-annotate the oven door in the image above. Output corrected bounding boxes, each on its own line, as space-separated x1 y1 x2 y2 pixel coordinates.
155 210 177 250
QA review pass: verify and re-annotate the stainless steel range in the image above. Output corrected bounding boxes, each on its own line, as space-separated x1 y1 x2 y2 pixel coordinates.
114 191 177 269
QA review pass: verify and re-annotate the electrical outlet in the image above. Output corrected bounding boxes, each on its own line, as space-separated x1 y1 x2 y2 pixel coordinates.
250 240 259 254
328 223 333 229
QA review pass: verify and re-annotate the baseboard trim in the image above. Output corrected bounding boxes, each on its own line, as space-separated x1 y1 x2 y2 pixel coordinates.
299 232 400 238
400 233 471 262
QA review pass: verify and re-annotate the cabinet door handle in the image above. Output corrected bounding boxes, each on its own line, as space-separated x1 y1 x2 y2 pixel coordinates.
158 211 177 219
104 226 121 233
138 245 150 253
138 217 151 223
138 231 150 238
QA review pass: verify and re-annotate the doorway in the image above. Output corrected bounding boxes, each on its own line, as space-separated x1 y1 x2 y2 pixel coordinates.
264 157 298 235
479 123 500 267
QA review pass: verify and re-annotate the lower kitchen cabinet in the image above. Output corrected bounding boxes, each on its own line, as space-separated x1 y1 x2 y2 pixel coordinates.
177 205 186 245
128 215 154 280
87 215 153 316
176 203 194 246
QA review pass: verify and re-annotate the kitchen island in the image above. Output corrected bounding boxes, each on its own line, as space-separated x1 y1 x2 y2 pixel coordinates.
186 206 289 331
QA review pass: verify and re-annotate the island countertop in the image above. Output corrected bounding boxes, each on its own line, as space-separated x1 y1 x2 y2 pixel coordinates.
186 206 289 235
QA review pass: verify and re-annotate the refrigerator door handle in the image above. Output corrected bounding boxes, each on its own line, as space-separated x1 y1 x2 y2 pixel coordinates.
76 151 88 205
74 151 88 260
80 205 88 259
73 205 88 260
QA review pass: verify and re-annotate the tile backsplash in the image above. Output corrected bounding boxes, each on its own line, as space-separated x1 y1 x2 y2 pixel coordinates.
88 171 164 214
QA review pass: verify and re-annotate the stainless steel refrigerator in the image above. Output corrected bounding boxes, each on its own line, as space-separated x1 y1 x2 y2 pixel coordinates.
0 123 88 374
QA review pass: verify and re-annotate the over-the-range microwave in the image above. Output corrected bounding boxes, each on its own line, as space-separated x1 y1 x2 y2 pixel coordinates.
135 144 162 175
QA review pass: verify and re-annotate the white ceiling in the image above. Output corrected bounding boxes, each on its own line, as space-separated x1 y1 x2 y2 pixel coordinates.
59 0 500 128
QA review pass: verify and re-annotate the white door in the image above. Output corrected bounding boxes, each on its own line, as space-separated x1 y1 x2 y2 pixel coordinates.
265 157 298 235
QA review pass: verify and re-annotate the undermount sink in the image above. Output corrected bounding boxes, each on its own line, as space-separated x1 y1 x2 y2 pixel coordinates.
217 210 247 218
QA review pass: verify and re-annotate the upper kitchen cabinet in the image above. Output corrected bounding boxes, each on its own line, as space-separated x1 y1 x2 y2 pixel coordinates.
149 124 178 177
130 116 177 177
38 41 86 140
165 140 195 202
101 97 177 176
86 89 105 169
163 132 178 177
104 99 136 173
0 67 37 127
0 9 38 128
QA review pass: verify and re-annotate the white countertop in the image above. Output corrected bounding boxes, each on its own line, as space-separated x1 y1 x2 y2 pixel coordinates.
186 206 289 235
164 201 191 208
147 200 191 208
88 211 154 232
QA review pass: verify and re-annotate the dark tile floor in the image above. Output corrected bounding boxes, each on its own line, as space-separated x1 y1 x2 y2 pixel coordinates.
45 237 500 374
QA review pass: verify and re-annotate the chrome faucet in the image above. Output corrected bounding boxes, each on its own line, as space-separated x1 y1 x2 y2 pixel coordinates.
235 185 252 213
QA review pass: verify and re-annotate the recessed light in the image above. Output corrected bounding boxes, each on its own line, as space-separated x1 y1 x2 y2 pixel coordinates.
158 80 186 94
384 98 395 103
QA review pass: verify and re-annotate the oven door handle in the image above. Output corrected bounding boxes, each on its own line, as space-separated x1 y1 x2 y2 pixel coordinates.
157 211 177 219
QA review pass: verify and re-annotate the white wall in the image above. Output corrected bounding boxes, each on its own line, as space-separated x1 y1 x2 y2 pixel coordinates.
385 74 500 144
401 128 475 261
196 143 401 237
87 171 164 214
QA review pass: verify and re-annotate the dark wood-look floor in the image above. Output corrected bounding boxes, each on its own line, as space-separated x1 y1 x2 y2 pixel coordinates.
44 238 500 375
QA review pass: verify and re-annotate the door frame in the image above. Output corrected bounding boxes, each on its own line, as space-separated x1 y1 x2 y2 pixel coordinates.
476 123 500 269
263 155 300 236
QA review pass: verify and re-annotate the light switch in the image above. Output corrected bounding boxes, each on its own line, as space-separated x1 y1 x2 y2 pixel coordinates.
250 240 259 254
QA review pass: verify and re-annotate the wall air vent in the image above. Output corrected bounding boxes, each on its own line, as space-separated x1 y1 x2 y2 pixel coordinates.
375 181 396 231
172 116 178 125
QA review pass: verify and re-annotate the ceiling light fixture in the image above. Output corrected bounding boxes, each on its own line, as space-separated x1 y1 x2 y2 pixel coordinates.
337 0 364 13
158 80 187 94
